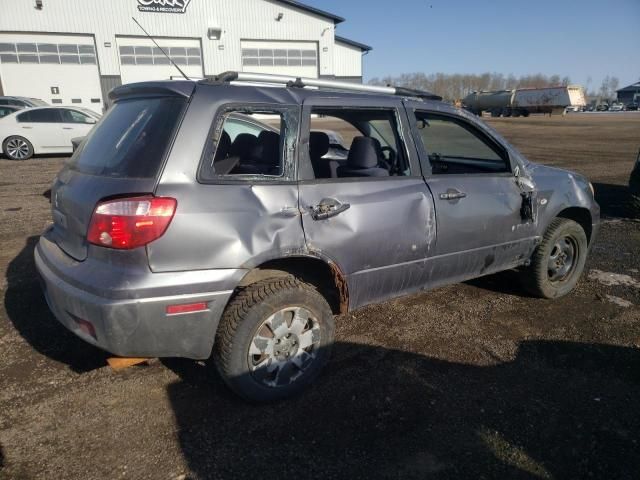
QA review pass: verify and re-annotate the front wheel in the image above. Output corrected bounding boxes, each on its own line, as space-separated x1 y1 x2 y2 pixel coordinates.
521 218 588 298
3 136 34 160
212 275 335 403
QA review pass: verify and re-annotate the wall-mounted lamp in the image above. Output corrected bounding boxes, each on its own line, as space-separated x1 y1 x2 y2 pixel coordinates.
276 12 284 21
207 27 222 40
35 0 43 10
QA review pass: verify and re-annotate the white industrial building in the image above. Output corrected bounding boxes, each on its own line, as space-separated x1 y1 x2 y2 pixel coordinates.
0 0 372 113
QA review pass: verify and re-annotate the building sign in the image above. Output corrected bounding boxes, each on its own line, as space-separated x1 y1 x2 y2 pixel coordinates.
137 0 191 14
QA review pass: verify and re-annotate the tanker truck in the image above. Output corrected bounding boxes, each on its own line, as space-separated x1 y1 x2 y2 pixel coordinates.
463 85 586 117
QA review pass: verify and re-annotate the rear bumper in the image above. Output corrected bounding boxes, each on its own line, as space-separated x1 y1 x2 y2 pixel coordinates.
35 235 245 359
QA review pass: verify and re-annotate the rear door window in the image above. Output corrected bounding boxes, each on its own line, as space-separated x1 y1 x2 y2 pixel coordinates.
69 96 186 178
18 108 61 123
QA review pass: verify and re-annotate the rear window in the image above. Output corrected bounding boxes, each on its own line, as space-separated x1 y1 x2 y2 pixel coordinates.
69 96 186 178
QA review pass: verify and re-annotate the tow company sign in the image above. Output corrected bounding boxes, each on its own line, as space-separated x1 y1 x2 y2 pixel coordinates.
137 0 192 13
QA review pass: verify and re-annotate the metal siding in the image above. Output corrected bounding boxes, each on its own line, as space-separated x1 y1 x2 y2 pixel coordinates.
0 0 353 78
99 75 122 107
334 41 362 78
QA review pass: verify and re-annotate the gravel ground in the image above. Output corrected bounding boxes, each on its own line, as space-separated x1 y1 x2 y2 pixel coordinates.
0 114 639 479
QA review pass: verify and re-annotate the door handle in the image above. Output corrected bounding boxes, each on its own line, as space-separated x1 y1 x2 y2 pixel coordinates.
311 198 351 220
439 190 467 201
21 126 32 129
62 127 73 130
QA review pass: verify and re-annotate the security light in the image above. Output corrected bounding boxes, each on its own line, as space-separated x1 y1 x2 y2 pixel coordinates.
207 27 222 40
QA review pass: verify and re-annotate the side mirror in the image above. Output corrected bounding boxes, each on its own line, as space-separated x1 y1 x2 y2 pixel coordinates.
86 117 97 124
416 119 429 129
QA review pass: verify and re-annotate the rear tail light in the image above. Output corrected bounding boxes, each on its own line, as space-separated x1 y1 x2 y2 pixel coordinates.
87 196 177 250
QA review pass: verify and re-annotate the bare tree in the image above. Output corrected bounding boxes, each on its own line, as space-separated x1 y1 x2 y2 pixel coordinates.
369 72 584 101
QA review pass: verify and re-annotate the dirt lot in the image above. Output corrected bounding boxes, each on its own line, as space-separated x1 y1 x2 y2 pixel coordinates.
1 114 639 479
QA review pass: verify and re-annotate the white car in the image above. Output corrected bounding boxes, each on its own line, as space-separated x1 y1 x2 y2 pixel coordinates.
609 103 625 112
0 106 99 160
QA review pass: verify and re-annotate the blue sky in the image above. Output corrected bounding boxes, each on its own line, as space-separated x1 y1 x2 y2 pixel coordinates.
315 0 640 90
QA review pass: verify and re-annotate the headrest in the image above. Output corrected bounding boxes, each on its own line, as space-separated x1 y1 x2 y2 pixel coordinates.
347 137 380 169
214 130 231 162
229 133 258 158
309 131 330 158
257 130 280 165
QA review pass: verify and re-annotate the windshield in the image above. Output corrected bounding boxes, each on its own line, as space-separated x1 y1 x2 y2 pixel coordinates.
68 96 186 178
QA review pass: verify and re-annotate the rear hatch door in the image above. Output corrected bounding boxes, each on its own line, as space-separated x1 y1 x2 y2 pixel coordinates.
49 82 193 261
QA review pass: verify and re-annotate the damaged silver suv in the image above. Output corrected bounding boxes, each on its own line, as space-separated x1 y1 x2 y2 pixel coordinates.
35 73 600 402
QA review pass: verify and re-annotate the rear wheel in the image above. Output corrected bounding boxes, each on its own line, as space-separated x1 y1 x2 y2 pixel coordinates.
3 136 33 160
521 218 588 298
212 275 335 402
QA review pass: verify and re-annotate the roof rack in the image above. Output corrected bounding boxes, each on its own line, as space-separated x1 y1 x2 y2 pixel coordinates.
204 71 443 101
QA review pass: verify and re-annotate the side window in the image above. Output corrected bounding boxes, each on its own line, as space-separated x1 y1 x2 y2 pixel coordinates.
20 109 61 123
61 109 91 124
16 111 31 122
308 108 410 179
414 112 509 174
200 109 289 179
223 116 267 141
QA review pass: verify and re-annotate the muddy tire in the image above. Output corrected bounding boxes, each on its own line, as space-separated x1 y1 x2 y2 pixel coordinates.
3 136 34 160
521 218 588 299
212 275 335 403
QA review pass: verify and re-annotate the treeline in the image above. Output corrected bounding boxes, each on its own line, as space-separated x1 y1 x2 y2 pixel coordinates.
368 72 619 102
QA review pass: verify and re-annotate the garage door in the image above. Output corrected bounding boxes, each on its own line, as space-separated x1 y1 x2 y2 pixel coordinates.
0 33 103 113
241 41 318 78
117 37 203 85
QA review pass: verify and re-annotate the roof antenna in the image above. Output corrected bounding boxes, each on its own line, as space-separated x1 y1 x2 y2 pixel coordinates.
131 17 189 81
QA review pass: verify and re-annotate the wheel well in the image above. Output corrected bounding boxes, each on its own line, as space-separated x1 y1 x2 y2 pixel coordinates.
556 207 592 244
238 257 348 315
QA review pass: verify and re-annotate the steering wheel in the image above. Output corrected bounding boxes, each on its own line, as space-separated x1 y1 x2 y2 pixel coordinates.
379 146 399 174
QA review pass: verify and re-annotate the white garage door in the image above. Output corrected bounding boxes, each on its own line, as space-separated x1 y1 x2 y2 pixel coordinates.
117 37 203 85
0 33 103 113
241 41 318 78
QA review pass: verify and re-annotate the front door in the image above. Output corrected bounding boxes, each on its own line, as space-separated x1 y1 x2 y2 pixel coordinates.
297 98 436 309
411 110 538 284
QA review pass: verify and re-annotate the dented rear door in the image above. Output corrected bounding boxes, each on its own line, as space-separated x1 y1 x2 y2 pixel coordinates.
297 97 436 310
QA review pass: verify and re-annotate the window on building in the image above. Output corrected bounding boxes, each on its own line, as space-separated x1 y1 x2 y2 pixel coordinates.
241 47 317 68
0 42 96 65
118 44 201 66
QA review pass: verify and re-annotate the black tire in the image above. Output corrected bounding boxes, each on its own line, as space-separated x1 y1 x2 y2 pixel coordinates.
212 275 335 403
3 135 34 160
521 218 588 299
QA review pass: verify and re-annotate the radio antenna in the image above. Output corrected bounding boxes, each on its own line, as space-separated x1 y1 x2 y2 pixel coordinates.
132 17 189 81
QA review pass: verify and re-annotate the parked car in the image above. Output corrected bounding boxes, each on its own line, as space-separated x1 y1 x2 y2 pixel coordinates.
609 102 625 112
35 73 600 402
0 96 48 108
596 104 609 111
0 107 98 160
0 105 21 119
630 148 640 216
625 103 638 111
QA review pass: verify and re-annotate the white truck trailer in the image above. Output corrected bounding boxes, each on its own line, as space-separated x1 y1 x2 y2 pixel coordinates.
463 85 586 117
